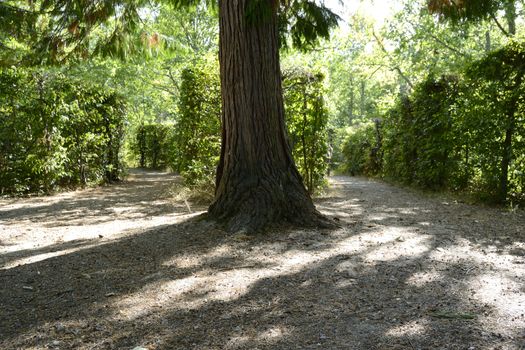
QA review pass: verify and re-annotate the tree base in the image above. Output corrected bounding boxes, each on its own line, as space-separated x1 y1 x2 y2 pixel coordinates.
208 175 337 233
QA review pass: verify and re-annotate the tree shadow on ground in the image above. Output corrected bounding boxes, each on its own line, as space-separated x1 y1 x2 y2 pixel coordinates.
0 170 182 227
1 175 524 349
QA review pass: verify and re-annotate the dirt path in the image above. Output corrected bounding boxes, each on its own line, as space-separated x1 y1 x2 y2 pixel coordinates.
1 172 524 349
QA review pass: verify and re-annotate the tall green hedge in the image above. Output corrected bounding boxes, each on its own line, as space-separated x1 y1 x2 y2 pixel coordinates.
341 121 382 176
0 68 125 195
340 41 525 203
174 63 222 186
382 75 459 189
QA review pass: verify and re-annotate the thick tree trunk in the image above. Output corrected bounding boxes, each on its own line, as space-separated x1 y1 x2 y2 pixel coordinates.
208 0 331 232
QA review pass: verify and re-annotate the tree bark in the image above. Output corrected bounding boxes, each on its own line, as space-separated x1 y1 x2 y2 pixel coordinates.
208 0 331 232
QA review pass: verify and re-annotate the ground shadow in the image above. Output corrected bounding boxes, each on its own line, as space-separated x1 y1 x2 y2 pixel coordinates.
0 170 182 228
1 175 523 349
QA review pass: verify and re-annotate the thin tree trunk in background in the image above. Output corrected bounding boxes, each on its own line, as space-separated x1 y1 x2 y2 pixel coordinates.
504 0 516 35
349 76 354 123
499 71 523 203
360 80 366 117
500 126 512 202
301 91 310 192
209 0 331 232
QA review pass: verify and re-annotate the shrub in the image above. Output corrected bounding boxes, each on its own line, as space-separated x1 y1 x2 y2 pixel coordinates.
0 68 126 195
283 68 330 193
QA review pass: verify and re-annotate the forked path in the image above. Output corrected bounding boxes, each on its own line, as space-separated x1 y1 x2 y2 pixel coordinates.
1 171 524 349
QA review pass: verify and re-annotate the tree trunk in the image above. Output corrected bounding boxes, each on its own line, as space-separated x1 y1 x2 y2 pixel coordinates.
360 80 366 117
500 126 512 203
349 76 354 123
484 31 491 53
499 71 523 203
504 0 516 36
208 0 331 232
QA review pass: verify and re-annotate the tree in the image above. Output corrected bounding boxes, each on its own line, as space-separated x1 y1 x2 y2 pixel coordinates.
464 41 525 202
428 0 520 36
2 0 338 231
208 0 337 232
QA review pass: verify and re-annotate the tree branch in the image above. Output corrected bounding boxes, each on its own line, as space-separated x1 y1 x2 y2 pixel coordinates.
427 32 469 57
372 31 413 89
490 12 510 37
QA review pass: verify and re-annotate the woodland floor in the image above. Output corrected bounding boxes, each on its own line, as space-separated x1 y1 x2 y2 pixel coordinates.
1 170 524 350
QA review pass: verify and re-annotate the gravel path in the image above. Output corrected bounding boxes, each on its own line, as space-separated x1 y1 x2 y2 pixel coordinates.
1 172 524 349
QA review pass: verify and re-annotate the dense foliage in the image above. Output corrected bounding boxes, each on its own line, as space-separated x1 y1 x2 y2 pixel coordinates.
131 123 174 169
341 121 382 176
283 69 329 192
382 75 459 189
341 41 525 203
459 40 525 202
0 68 125 195
2 0 524 207
174 62 221 187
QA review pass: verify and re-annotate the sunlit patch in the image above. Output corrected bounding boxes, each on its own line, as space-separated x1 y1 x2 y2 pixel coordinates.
113 226 418 320
469 273 525 327
162 244 234 269
1 241 102 269
1 211 204 269
259 325 290 340
114 266 277 318
225 325 291 348
427 242 513 267
406 270 442 287
367 213 400 221
364 232 431 262
398 208 419 215
161 253 204 269
385 319 428 337
319 202 364 217
336 278 358 288
428 245 466 264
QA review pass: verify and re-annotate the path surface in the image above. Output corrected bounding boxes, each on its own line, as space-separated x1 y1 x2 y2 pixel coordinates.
1 171 524 349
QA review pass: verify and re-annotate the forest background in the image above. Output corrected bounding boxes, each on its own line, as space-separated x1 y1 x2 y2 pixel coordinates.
1 0 524 206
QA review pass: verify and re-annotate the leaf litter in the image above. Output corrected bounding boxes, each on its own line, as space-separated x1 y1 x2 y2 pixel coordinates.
0 171 524 349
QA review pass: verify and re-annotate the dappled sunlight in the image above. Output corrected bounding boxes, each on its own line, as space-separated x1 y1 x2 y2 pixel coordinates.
469 273 525 334
0 212 202 269
111 225 436 324
225 325 291 348
2 175 524 349
0 170 208 270
406 270 443 287
319 201 364 218
364 234 431 262
385 319 429 337
367 212 402 221
2 240 101 270
161 244 236 270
